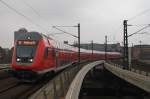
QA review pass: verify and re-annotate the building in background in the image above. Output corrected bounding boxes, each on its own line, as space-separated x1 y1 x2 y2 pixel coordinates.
131 45 150 60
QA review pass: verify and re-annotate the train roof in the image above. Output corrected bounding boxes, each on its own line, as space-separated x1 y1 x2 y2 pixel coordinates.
15 32 43 40
41 32 121 55
15 31 121 55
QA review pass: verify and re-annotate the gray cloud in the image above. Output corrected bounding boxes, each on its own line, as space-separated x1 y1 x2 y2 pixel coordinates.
0 0 150 48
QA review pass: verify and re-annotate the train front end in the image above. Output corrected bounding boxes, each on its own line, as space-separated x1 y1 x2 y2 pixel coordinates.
11 32 45 80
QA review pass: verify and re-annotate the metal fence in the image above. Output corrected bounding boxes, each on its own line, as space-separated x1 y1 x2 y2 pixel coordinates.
107 61 150 77
29 64 83 99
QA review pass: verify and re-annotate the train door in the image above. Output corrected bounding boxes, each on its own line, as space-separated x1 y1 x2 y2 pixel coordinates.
43 47 48 68
47 47 56 67
55 48 59 67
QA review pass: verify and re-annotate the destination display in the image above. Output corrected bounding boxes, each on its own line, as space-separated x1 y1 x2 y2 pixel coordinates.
17 40 37 46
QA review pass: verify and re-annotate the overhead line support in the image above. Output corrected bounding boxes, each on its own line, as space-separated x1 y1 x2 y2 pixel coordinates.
123 20 129 70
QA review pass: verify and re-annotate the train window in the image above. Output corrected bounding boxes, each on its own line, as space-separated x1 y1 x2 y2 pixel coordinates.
44 47 48 58
16 45 37 58
56 49 59 57
52 48 55 57
47 39 50 45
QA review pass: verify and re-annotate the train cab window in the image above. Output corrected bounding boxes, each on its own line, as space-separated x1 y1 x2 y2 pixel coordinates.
16 46 37 58
16 40 38 63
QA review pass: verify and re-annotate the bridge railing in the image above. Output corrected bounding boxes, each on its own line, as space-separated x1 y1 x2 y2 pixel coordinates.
29 63 83 99
65 61 104 99
107 61 150 77
29 61 104 99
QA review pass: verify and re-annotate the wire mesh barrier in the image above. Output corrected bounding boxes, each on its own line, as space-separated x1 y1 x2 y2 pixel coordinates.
29 64 83 99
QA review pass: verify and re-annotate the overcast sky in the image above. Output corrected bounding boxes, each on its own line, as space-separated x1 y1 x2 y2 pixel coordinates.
0 0 150 48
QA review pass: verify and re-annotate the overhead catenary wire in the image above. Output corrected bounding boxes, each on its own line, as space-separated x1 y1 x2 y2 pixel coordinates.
113 9 150 44
20 0 54 29
105 8 150 47
0 0 49 32
128 24 150 37
128 9 150 21
21 0 49 24
21 0 41 17
52 26 78 38
47 32 66 38
127 24 150 27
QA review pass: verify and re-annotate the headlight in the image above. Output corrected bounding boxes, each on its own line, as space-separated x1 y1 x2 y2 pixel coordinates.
29 59 33 62
17 58 21 62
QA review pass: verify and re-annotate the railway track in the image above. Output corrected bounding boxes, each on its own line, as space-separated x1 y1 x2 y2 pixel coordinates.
0 76 53 99
0 64 11 79
0 70 11 80
0 67 67 99
0 78 19 93
0 83 33 99
0 62 90 99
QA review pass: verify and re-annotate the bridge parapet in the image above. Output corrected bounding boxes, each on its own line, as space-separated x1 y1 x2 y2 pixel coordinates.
65 61 104 99
29 61 97 99
107 61 150 77
104 62 150 93
29 61 150 99
29 66 79 99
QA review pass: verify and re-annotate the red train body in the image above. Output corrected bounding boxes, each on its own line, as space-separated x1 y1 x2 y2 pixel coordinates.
11 32 121 80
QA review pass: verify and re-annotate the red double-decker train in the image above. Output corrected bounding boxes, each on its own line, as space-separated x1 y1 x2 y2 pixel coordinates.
11 31 121 80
